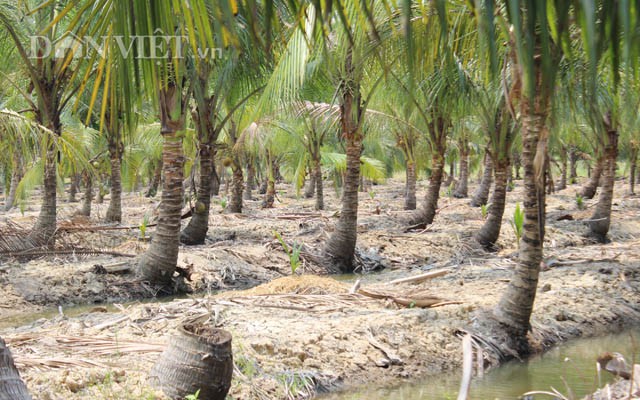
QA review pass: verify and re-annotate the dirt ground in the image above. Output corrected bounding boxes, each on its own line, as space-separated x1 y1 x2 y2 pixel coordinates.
1 176 640 399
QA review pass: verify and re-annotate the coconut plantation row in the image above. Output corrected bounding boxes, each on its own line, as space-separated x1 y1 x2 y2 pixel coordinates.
0 1 639 400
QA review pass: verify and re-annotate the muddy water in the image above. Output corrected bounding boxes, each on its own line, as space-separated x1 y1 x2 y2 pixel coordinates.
322 329 640 400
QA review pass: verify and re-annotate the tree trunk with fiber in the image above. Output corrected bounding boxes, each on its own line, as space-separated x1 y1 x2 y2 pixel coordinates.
408 130 446 227
146 160 163 198
581 154 604 199
304 166 316 199
512 150 522 180
68 173 79 203
495 64 548 351
556 148 567 191
4 156 22 211
470 150 493 207
138 83 186 288
589 127 618 242
629 146 637 194
320 49 362 273
404 160 417 210
79 171 92 217
453 140 469 198
475 158 509 249
95 174 105 204
0 336 31 400
244 160 255 200
545 158 554 194
227 159 243 214
30 139 59 243
180 88 219 245
105 135 123 223
569 146 578 183
314 155 324 210
263 178 276 208
211 164 221 196
180 145 214 244
443 159 455 188
151 318 232 400
263 158 277 208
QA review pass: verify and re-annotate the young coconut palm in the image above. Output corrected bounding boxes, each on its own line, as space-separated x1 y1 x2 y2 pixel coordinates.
69 0 242 287
474 79 516 249
469 0 638 352
402 6 476 228
0 0 95 242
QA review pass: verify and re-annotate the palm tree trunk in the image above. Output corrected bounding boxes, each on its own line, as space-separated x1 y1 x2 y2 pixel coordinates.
321 48 362 273
546 159 555 194
0 336 31 400
95 175 105 204
263 159 277 208
211 164 220 196
304 166 316 199
506 163 514 191
404 160 417 210
228 160 243 213
513 150 522 180
68 173 79 203
138 131 185 287
589 129 618 242
314 155 324 211
264 177 276 208
304 166 317 199
475 158 509 248
105 142 123 223
453 144 469 198
556 149 567 191
470 150 493 207
443 159 455 187
180 145 214 244
4 157 22 211
258 179 267 195
146 160 163 197
243 161 255 200
322 134 362 272
31 142 58 241
495 90 547 345
629 147 637 194
409 149 445 226
569 146 578 183
79 171 92 217
581 154 604 199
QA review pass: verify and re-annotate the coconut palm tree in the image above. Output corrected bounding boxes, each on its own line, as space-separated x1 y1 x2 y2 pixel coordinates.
474 80 516 249
401 6 476 228
0 0 96 242
255 2 395 272
469 0 638 351
180 47 265 243
66 0 266 286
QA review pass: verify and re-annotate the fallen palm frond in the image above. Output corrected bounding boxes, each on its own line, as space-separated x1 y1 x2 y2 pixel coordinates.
215 293 380 313
0 218 140 259
357 286 451 308
4 249 137 258
0 220 44 253
53 336 165 355
7 334 165 358
14 356 108 370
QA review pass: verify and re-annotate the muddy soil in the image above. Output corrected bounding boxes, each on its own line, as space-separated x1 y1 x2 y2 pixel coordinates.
1 177 640 399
